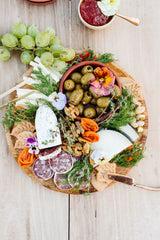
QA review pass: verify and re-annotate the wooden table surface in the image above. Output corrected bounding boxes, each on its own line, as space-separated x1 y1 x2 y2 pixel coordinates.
0 0 160 239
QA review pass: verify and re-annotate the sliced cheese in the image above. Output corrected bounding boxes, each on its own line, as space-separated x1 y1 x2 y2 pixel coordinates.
119 124 139 142
16 89 48 108
92 130 132 161
35 105 62 149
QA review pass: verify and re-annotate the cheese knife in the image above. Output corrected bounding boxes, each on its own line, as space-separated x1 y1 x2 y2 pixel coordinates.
108 173 160 191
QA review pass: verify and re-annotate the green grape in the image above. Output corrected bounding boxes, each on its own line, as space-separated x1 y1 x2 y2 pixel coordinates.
0 46 11 61
0 35 2 45
20 35 35 50
50 43 65 57
40 52 54 67
46 27 55 45
52 59 67 73
60 48 75 62
35 48 46 57
35 32 50 47
12 22 27 38
20 51 34 64
54 36 61 45
28 24 39 38
2 33 18 48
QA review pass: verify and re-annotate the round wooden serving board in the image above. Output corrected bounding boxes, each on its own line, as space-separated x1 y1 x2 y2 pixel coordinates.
5 62 148 194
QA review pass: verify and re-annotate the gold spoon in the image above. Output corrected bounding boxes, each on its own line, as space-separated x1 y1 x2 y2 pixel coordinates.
115 13 140 26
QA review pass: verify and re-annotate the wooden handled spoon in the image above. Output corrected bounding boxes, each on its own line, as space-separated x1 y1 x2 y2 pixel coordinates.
108 173 160 191
115 13 140 26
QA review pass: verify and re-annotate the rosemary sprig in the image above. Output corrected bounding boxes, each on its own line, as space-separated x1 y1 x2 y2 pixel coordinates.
32 68 58 96
110 144 144 167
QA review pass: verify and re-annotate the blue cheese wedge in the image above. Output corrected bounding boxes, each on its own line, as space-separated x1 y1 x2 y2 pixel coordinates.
35 105 62 149
119 124 139 142
92 130 132 161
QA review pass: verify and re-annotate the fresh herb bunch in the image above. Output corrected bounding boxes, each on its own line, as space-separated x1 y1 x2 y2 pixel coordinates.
101 89 136 129
32 68 58 96
2 102 38 129
69 49 114 67
110 144 144 167
67 156 93 190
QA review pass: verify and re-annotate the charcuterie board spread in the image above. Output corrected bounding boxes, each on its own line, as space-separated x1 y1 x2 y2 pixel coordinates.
1 24 148 194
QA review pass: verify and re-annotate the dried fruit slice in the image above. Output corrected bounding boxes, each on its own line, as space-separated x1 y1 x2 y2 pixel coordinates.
54 173 72 190
49 152 73 174
33 159 54 180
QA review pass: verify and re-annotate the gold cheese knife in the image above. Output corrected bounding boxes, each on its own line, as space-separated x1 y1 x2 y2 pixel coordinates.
108 173 160 191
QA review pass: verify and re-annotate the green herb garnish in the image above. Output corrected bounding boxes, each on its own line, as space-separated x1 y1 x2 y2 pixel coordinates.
32 68 58 96
110 144 144 167
2 102 38 129
67 156 93 190
97 53 115 63
101 89 136 129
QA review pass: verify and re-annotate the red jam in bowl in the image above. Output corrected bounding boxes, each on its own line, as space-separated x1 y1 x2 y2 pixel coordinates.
80 0 113 26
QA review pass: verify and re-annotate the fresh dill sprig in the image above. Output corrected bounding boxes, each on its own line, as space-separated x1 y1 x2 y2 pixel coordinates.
110 144 144 167
101 88 136 129
2 103 38 129
32 68 58 96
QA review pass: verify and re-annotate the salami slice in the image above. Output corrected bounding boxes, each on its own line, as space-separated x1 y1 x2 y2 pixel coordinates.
54 173 73 190
49 152 74 174
33 159 54 180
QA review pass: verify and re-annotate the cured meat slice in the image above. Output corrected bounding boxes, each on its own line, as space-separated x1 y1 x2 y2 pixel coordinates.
54 173 72 190
49 152 73 174
39 147 61 161
33 159 54 180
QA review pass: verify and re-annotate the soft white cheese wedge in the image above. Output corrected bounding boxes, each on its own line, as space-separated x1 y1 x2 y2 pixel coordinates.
35 105 62 149
92 130 132 161
30 57 62 83
119 124 139 142
16 89 48 108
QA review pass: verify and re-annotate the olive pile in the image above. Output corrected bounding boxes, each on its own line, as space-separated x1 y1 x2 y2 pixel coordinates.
64 65 121 119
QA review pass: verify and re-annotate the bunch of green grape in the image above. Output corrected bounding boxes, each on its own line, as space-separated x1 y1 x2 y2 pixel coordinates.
0 22 75 72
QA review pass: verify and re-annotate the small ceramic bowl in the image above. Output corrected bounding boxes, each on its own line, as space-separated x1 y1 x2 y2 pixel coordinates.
78 0 115 30
59 61 121 92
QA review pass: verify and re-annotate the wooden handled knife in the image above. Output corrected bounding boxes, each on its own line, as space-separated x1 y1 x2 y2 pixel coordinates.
108 173 160 191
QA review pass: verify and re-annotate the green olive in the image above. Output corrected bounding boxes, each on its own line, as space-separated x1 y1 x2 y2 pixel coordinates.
69 89 84 105
84 107 96 118
113 85 122 98
65 91 72 99
81 73 95 85
64 79 75 91
97 97 110 108
89 86 99 98
71 72 82 83
77 104 84 115
75 84 82 90
82 91 92 104
81 65 93 75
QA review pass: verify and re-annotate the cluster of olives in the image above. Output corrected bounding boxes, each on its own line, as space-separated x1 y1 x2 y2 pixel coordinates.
64 65 121 119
